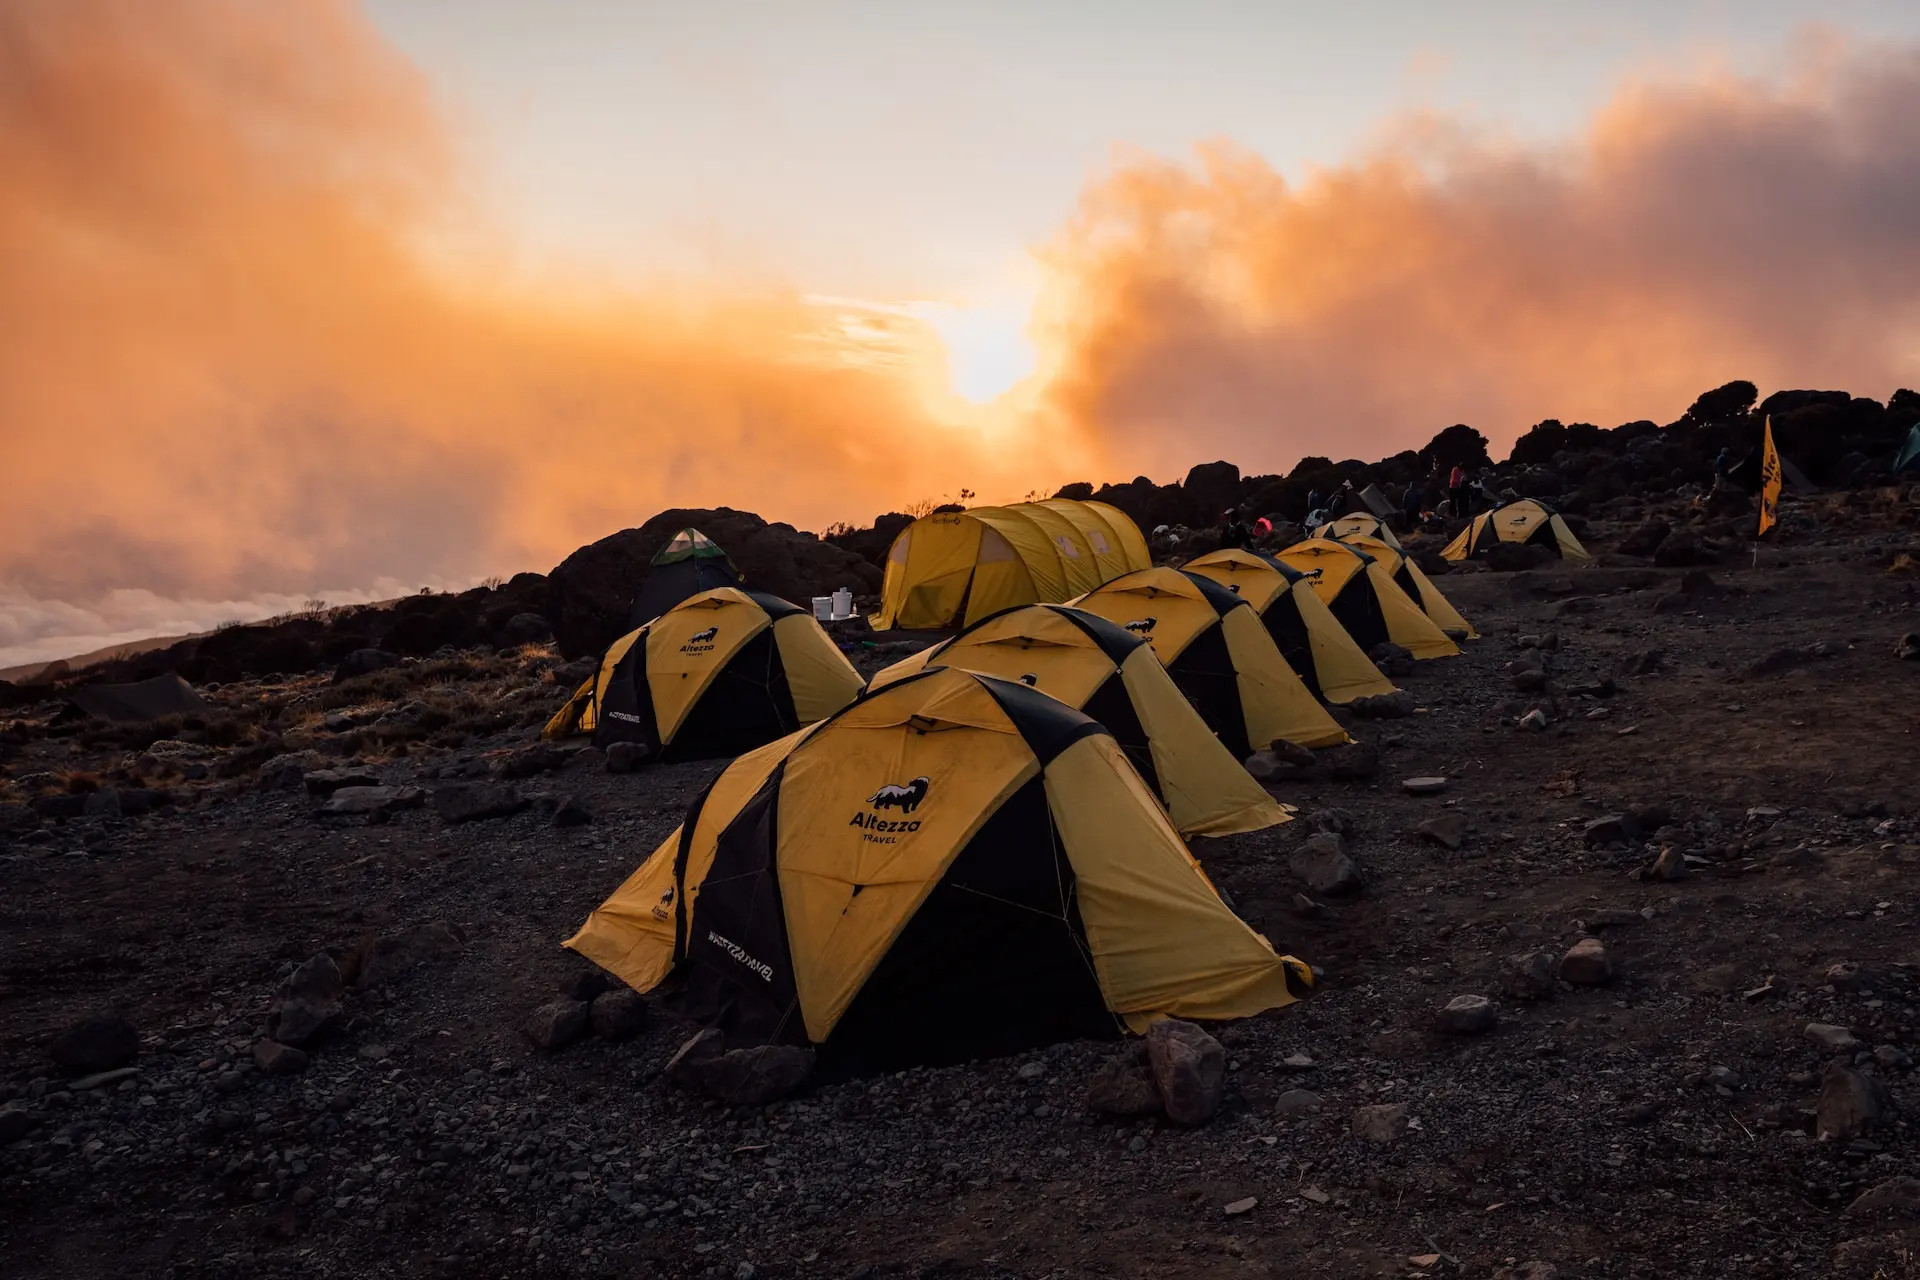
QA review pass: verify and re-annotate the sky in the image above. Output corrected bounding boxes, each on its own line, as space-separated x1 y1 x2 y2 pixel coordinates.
3 0 1920 668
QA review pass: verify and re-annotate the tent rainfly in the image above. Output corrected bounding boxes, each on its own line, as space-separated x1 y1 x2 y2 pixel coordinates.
565 666 1312 1077
1067 567 1350 754
543 587 862 761
1180 548 1400 704
868 603 1291 838
1440 498 1590 563
1272 540 1462 660
873 500 1150 631
628 528 744 630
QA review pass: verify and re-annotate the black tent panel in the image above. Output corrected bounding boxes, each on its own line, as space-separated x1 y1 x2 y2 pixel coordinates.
818 776 1117 1077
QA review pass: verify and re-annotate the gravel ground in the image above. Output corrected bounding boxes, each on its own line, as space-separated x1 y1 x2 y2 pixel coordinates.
7 501 1920 1278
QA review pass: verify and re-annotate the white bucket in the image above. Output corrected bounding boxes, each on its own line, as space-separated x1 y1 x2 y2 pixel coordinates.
831 587 854 620
811 596 834 622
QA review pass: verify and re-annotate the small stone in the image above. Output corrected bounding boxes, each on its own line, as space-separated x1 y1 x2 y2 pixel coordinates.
67 1067 139 1091
302 768 379 797
1559 938 1614 985
1289 832 1362 897
49 1015 139 1077
735 1264 758 1280
1846 1176 1920 1218
0 1108 35 1144
269 954 345 1047
1017 1060 1047 1081
319 785 424 817
1507 951 1559 1001
1145 1019 1226 1127
1085 1043 1161 1117
1416 813 1468 850
550 795 594 828
1323 741 1379 782
1826 962 1865 992
1511 668 1550 693
1873 1045 1912 1071
1291 892 1328 919
252 1040 310 1076
589 989 649 1042
1518 709 1549 731
1281 1053 1316 1071
433 782 529 824
1127 1134 1147 1153
1223 1196 1258 1216
1818 1064 1892 1141
521 1000 589 1052
1351 1102 1410 1145
1647 845 1688 881
1706 1065 1740 1090
1348 690 1416 719
355 1043 389 1061
292 1185 317 1207
1273 1089 1323 1118
693 1045 815 1106
1582 814 1640 847
1807 1023 1863 1053
1401 776 1449 796
1436 995 1498 1035
559 970 612 1002
604 742 651 774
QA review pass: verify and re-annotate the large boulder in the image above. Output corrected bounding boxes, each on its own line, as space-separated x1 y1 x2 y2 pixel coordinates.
1182 461 1242 523
546 508 883 658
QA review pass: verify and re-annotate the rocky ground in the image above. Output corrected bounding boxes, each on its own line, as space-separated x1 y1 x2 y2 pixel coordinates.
6 486 1920 1279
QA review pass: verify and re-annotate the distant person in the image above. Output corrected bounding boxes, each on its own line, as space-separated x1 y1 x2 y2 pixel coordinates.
1447 464 1467 518
1401 481 1424 531
1306 488 1323 517
1713 447 1731 480
1219 509 1252 550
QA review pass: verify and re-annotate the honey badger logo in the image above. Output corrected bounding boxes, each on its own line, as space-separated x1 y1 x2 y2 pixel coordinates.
1124 617 1157 634
687 626 718 644
867 776 930 812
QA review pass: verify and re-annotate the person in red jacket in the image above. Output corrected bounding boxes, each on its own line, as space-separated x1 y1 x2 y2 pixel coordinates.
1448 464 1467 518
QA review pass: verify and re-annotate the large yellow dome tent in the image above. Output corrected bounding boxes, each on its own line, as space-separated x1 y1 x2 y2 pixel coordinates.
1067 567 1350 755
1441 498 1590 562
1333 533 1479 640
869 604 1290 838
542 587 863 761
565 666 1311 1075
873 500 1151 631
1272 540 1461 661
1181 547 1401 704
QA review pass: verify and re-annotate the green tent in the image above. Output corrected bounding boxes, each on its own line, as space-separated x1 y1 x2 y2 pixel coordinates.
1896 425 1920 475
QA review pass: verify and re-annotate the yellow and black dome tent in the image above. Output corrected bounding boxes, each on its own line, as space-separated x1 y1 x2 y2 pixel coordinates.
1272 540 1461 661
1067 567 1349 754
869 604 1289 838
1314 512 1401 549
566 667 1310 1075
1181 548 1400 704
1441 498 1589 562
1333 532 1478 640
542 587 863 761
873 499 1151 631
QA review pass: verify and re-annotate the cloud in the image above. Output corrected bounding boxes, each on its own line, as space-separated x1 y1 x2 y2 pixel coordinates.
0 0 1088 665
1028 38 1920 477
6 6 1920 667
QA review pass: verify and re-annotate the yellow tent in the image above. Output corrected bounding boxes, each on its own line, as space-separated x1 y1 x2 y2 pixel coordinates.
1182 547 1401 704
542 587 863 761
1335 533 1478 640
1067 567 1350 753
869 604 1290 838
1272 541 1460 661
1441 498 1589 562
565 666 1312 1074
1315 513 1401 549
873 500 1151 631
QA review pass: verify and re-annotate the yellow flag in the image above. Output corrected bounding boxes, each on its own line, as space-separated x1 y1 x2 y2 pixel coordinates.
1757 417 1782 538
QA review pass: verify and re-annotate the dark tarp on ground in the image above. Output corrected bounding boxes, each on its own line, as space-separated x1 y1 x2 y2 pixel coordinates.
627 529 743 629
66 674 210 723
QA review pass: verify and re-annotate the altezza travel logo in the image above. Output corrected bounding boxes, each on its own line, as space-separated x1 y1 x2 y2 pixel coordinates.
850 775 930 843
681 625 719 653
1124 617 1157 634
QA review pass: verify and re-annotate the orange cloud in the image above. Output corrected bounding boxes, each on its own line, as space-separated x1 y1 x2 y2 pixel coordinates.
1030 41 1920 477
0 0 1077 645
